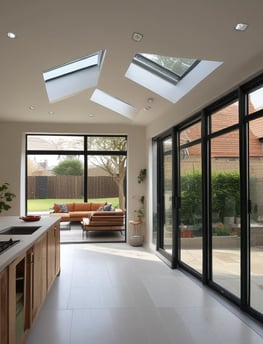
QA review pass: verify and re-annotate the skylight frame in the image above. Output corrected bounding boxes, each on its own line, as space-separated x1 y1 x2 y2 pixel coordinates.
43 50 105 103
91 89 137 120
133 54 200 85
43 50 104 82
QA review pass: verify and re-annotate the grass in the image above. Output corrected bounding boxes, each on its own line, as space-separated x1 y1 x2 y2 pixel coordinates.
27 198 119 212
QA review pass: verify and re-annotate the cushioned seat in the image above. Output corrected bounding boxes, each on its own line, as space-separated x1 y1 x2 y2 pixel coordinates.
50 202 125 233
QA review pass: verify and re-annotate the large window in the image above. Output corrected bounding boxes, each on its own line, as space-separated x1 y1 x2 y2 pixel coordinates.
26 134 127 243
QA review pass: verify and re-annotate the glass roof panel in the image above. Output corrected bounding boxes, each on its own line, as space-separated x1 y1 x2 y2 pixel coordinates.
43 51 103 81
141 54 198 78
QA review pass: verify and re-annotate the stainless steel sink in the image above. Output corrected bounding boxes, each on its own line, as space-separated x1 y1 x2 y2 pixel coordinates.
0 226 41 235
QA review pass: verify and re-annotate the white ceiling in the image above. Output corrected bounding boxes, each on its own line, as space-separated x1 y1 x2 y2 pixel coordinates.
1 0 263 127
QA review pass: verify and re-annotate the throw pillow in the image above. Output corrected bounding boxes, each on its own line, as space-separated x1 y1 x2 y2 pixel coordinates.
103 203 113 211
60 203 68 213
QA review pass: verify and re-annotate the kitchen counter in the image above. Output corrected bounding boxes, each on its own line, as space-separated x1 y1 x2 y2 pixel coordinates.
0 215 60 272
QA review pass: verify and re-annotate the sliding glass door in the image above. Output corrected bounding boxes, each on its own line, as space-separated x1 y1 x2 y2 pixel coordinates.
179 121 202 274
248 86 263 314
158 135 174 259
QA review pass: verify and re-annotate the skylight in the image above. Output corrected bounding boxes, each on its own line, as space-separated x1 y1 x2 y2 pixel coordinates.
125 53 223 103
43 50 105 103
134 54 199 84
91 89 137 120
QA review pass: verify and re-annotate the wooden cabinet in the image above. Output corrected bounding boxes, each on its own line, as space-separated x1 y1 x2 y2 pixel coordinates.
31 233 47 321
8 252 30 344
0 219 61 344
47 220 60 290
0 268 8 344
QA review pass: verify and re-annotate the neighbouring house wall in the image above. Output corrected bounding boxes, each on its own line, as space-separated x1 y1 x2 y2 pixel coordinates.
0 121 147 241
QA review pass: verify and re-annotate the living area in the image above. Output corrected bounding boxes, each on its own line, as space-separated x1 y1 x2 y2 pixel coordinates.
50 201 126 243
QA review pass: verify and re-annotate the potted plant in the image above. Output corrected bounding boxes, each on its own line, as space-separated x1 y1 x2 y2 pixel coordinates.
134 195 145 222
130 170 146 246
137 168 146 184
0 182 16 213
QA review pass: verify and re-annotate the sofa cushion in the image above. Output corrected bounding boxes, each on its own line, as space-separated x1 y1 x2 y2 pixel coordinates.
69 211 92 219
73 203 91 211
53 202 74 212
92 211 123 217
60 203 68 213
90 202 105 211
66 203 75 211
53 203 61 213
98 203 114 211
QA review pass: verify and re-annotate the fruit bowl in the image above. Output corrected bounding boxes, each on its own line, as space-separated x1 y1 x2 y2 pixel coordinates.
19 215 41 222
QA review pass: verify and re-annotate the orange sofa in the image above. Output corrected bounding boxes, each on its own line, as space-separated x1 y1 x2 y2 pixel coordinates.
50 202 125 232
82 210 126 235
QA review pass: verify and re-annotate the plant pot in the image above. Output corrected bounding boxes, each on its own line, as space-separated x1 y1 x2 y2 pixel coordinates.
130 235 144 246
181 230 192 238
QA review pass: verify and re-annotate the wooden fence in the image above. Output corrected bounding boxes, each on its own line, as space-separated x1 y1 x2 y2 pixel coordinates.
27 176 118 199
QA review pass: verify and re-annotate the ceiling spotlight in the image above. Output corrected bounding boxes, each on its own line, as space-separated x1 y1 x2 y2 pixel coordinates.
29 105 36 110
147 97 154 103
144 106 151 111
48 111 54 115
7 32 16 39
235 23 248 31
132 32 143 42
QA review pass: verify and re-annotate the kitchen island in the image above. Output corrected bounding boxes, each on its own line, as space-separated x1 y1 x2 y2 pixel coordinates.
0 215 61 344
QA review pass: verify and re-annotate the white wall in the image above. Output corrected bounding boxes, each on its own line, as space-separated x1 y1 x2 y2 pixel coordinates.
0 121 147 241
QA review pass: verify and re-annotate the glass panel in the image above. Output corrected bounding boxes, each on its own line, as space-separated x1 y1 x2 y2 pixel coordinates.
162 137 173 253
180 121 201 145
152 142 158 245
248 86 263 114
27 135 84 151
210 130 240 297
27 154 84 213
43 51 102 81
87 136 127 151
179 144 202 273
211 101 239 133
140 54 198 78
249 117 263 314
88 154 126 210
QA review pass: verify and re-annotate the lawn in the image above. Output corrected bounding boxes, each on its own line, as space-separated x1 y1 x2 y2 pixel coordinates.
27 198 119 212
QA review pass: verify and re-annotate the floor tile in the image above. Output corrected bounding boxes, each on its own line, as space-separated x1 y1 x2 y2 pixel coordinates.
25 243 263 344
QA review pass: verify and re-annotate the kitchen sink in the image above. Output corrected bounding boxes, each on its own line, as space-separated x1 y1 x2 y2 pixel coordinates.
0 226 41 235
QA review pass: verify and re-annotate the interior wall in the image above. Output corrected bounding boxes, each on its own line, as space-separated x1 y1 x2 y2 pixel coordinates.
0 121 147 241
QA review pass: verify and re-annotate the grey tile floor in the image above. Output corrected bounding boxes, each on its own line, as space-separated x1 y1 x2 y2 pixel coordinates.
26 243 263 344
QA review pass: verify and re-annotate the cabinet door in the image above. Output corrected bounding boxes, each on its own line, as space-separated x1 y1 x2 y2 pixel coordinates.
55 221 60 276
9 253 28 344
32 234 47 321
47 221 60 289
0 268 8 344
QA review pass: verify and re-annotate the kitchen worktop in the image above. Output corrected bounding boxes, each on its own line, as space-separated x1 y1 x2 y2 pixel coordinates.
0 215 60 272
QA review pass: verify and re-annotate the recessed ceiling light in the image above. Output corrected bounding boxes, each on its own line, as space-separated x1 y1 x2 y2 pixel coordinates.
29 105 36 110
144 106 151 111
235 23 248 31
132 32 143 42
48 111 54 115
88 114 95 117
7 32 16 39
147 97 154 103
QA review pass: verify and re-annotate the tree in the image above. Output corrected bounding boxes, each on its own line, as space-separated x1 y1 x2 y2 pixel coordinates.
88 137 127 210
52 159 83 176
